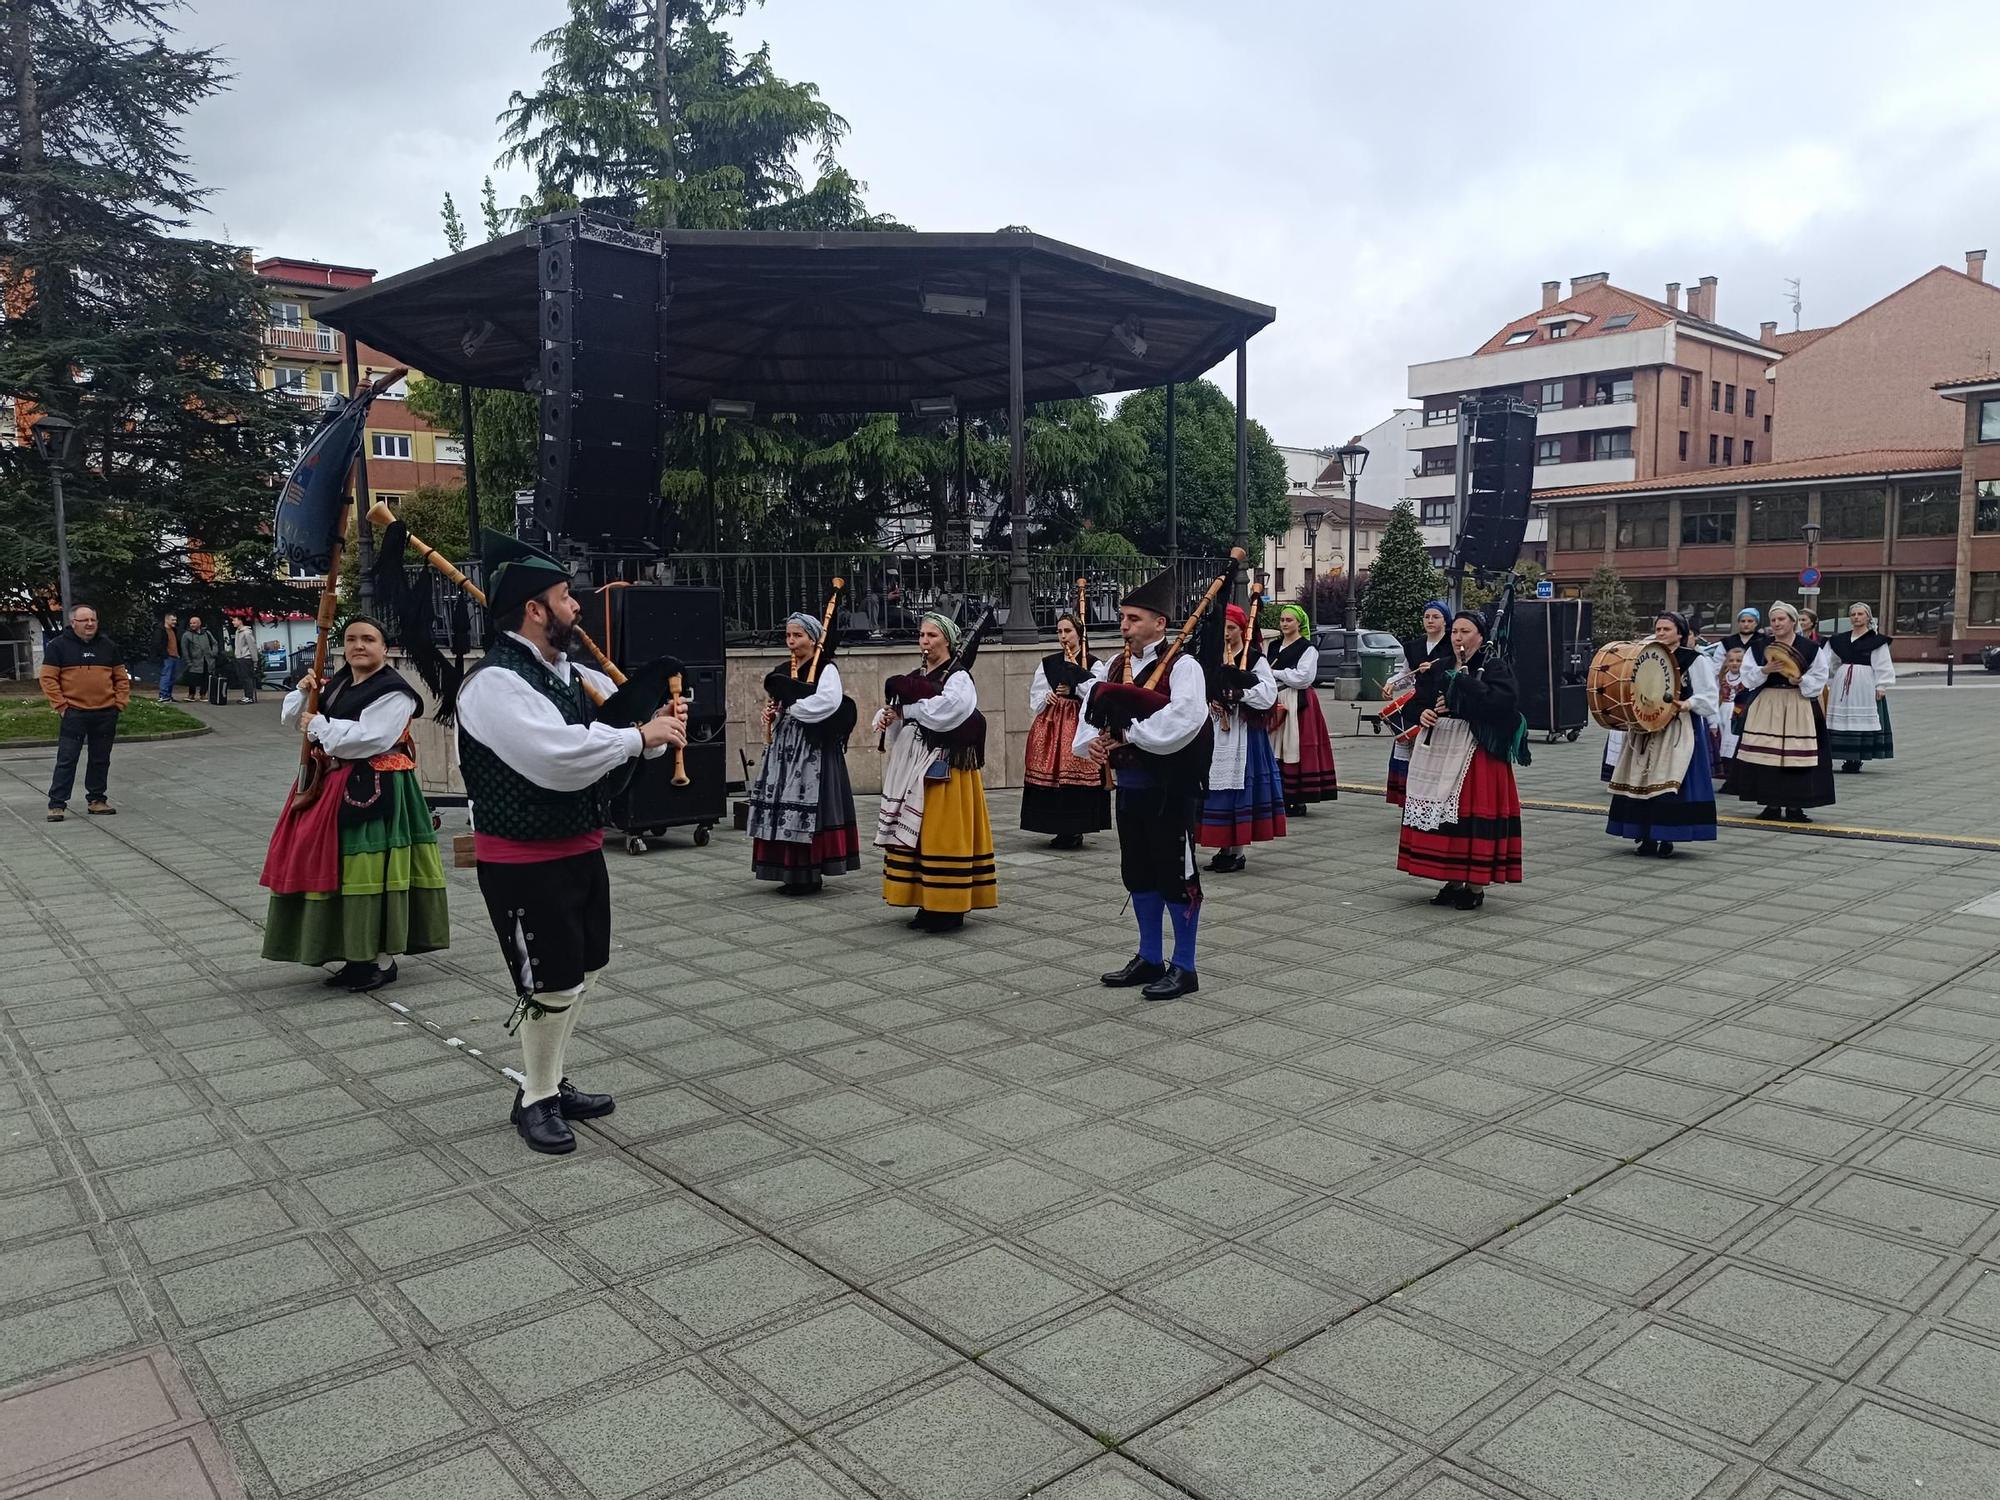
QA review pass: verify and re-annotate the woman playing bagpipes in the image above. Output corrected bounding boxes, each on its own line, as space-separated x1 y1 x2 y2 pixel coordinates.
1722 599 1836 822
1196 603 1285 873
259 614 450 992
1386 600 1452 807
873 612 998 931
1604 612 1720 858
1021 611 1111 850
1397 610 1528 910
1266 603 1339 812
749 608 860 895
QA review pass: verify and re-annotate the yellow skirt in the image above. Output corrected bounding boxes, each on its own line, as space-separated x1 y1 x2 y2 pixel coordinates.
882 767 999 913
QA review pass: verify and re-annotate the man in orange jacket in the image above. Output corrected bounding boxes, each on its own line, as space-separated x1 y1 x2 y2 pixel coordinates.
39 604 131 821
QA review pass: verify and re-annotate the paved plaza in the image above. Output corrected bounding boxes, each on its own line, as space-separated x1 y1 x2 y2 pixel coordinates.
2 683 1998 1500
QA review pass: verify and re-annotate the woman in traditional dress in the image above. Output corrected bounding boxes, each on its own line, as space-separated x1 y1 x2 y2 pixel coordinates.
1720 607 1769 658
1825 602 1895 774
1021 613 1110 849
1197 604 1285 873
748 611 860 895
1388 600 1452 806
1605 612 1719 859
1722 600 1835 822
873 613 998 931
1266 604 1338 813
260 615 450 991
1398 611 1527 910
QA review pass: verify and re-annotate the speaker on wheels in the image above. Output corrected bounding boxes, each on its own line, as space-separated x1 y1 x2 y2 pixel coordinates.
1456 396 1539 574
532 218 668 546
1510 597 1593 739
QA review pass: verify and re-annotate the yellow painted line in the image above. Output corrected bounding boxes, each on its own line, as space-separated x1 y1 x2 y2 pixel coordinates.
1338 782 2000 852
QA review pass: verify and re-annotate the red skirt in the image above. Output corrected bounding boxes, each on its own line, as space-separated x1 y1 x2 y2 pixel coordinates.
1397 746 1522 887
1385 741 1410 806
258 762 353 895
753 822 860 882
1282 688 1339 803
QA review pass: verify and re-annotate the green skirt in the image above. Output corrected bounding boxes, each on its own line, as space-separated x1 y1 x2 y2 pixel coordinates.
263 768 451 965
1826 696 1894 762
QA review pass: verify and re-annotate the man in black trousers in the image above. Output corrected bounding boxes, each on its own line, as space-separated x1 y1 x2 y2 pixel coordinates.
39 604 130 821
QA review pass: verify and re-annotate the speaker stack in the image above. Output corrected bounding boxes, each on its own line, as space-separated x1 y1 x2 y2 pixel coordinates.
1509 597 1593 739
1455 396 1539 574
532 217 669 546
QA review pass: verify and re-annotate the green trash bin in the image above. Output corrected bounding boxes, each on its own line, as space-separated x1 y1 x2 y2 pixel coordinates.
1357 647 1399 704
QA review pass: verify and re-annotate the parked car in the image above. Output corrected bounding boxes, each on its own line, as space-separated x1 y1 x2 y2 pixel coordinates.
1983 644 2000 674
1311 628 1408 688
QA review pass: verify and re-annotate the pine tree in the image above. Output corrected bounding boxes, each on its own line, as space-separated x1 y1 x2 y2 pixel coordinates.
1583 561 1641 643
0 0 302 640
1359 501 1444 642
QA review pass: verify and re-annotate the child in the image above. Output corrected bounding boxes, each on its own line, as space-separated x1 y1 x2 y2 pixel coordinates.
1715 645 1746 773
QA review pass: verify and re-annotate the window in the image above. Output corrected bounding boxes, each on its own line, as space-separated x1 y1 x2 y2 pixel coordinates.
1977 479 2000 533
1678 431 1690 460
1591 374 1634 405
1503 330 1535 346
1896 484 1959 538
317 370 337 394
1820 574 1881 618
1748 491 1808 543
1724 384 1736 414
1421 450 1455 476
1592 432 1633 461
1548 323 1570 339
1709 434 1719 463
1615 501 1670 549
1821 487 1886 541
1680 376 1691 406
1743 440 1754 464
1711 381 1721 410
270 301 303 327
272 366 304 391
1764 414 1771 433
371 432 411 460
434 437 465 465
1676 577 1735 624
1745 576 1799 609
1538 381 1564 410
1972 571 2000 626
1980 400 2000 441
1420 499 1453 527
1894 571 1954 637
1722 437 1734 464
1602 312 1636 330
1274 568 1285 592
1680 496 1737 545
1424 406 1457 426
1624 578 1667 618
1745 390 1756 419
1555 505 1606 553
375 493 403 510
1536 438 1562 466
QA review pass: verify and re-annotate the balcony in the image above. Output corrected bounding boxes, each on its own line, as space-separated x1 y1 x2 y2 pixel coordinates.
1532 456 1635 491
1536 395 1638 437
263 323 343 356
275 386 341 412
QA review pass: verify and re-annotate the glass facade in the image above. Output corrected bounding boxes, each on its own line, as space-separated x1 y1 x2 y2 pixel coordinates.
1893 571 1954 638
1747 492 1808 543
1555 506 1605 552
1676 577 1735 622
1821 487 1886 541
1679 497 1737 546
1614 501 1669 549
1896 484 1959 539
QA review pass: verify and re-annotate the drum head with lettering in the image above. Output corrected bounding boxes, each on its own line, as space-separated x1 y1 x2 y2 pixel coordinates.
1631 642 1681 732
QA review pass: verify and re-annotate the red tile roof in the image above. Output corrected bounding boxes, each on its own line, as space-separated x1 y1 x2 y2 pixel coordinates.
1473 283 1771 357
1537 447 1961 499
1286 492 1395 526
1933 372 2000 389
1769 327 1832 354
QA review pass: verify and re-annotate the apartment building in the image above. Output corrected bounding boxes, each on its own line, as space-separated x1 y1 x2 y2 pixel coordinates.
255 257 462 510
1263 488 1396 600
1406 273 1776 553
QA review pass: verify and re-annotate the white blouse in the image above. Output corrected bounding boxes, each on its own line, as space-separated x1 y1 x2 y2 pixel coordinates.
280 684 414 761
1268 641 1319 690
1072 643 1208 757
455 632 665 793
783 662 843 725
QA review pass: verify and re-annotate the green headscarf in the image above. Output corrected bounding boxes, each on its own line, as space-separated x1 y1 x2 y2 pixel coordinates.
1279 603 1312 640
921 611 962 652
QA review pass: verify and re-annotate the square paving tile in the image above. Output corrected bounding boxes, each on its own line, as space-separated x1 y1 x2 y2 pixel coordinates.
343 1194 512 1274
1578 1170 1765 1244
0 1288 138 1387
947 1091 1087 1144
840 1121 987 1182
1745 1216 1945 1303
641 1243 839 1343
711 1156 876 1224
1037 1122 1186 1182
1025 1200 1205 1282
464 1297 665 1408
1880 1328 2000 1429
1499 1214 1700 1297
536 1369 774 1500
888 1243 1095 1345
395 1244 581 1333
724 1299 957 1427
1137 1160 1302 1232
1469 1390 1727 1500
1403 1259 1613 1359
1805 1172 1995 1247
789 1194 970 1280
156 1238 343 1327
1132 1374 1407 1500
559 1195 742 1278
239 1364 465 1496
1353 1166 1539 1244
1285 1313 1513 1435
1257 1203 1456 1296
1802 1398 2000 1499
1584 1322 1819 1445
350 1447 533 1499
826 1369 1093 1500
1236 1126 1393 1188
1671 1265 1890 1370
1649 1135 1822 1199
924 1158 1088 1226
1135 1249 1353 1356
990 1301 1238 1437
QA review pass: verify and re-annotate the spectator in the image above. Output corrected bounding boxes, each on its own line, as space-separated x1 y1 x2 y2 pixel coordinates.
39 604 130 821
233 618 259 703
152 611 182 703
181 613 216 701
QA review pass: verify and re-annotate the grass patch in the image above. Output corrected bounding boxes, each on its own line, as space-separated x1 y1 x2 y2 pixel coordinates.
0 695 207 743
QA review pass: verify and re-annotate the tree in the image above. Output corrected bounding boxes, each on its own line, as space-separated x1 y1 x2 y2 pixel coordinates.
1359 501 1444 642
1461 558 1546 615
1107 381 1290 557
1583 561 1640 643
0 0 302 642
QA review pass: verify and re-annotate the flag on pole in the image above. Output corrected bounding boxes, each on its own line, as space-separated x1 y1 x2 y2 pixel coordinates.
273 394 372 576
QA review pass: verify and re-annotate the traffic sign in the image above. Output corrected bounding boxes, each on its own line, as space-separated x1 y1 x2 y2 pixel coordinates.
1799 566 1821 587
1535 579 1554 599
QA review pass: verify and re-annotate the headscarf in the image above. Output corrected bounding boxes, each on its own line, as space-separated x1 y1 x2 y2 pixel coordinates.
336 613 390 643
1452 610 1487 638
1656 611 1690 646
1847 603 1875 630
1224 603 1248 628
1279 603 1311 639
1735 607 1762 627
785 611 824 642
921 611 961 652
1422 600 1450 627
1768 600 1801 625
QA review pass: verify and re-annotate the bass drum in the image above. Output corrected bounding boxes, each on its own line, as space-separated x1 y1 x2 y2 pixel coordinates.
1587 640 1681 732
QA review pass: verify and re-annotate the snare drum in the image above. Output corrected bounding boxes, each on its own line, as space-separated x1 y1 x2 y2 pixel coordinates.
1587 640 1682 732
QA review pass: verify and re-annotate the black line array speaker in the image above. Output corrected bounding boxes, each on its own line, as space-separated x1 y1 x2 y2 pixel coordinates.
1510 597 1593 736
533 218 668 546
1456 397 1539 574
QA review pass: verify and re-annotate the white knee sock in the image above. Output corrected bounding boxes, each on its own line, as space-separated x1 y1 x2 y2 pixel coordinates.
554 971 596 1080
518 981 583 1106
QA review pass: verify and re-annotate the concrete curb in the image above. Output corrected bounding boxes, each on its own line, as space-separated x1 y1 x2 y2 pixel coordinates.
0 725 212 750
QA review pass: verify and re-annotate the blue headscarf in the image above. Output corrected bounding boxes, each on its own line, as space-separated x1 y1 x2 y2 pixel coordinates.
1422 600 1450 623
1736 606 1762 626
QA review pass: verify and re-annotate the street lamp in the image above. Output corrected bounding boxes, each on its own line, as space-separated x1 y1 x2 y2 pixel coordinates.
1335 441 1370 683
30 410 80 616
1800 520 1822 621
1302 506 1325 633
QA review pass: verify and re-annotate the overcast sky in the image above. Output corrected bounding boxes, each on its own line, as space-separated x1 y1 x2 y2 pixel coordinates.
175 0 2000 449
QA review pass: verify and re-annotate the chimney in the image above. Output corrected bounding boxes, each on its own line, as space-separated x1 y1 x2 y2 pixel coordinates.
1569 272 1610 296
1541 280 1561 309
1760 320 1778 347
1692 275 1718 321
1969 249 1987 283
1665 281 1681 311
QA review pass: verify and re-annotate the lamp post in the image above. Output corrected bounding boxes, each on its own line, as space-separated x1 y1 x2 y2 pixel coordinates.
1800 520 1822 623
1335 441 1370 686
30 410 80 616
1302 506 1325 635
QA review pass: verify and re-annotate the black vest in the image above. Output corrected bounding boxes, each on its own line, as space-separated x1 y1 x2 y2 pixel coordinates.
458 635 604 840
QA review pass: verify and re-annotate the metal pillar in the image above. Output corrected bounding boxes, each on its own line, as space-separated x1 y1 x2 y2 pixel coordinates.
955 416 969 550
1003 258 1035 642
1233 341 1249 602
48 463 73 616
1345 493 1359 635
346 341 375 607
461 384 480 557
1165 382 1178 568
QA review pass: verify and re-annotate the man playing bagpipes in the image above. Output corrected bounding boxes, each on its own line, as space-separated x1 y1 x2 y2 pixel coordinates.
452 531 687 1155
872 611 999 932
1076 555 1241 1002
748 592 861 896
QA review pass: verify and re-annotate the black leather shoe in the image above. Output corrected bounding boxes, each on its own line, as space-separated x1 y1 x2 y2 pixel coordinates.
1101 954 1166 988
1785 808 1812 823
1755 806 1784 820
1206 852 1246 873
1141 965 1199 1002
324 961 373 988
1452 887 1486 911
511 1091 576 1154
557 1077 615 1120
1841 761 1861 773
347 960 398 993
1656 842 1678 858
1429 884 1463 906
1635 839 1658 856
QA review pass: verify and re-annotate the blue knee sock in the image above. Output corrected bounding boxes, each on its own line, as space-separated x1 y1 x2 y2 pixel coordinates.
1131 891 1165 964
1168 900 1199 972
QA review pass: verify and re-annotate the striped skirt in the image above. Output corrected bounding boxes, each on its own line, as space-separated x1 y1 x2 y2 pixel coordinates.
882 767 999 914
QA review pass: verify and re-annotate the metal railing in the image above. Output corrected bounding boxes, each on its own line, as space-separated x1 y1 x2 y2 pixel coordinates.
263 324 342 355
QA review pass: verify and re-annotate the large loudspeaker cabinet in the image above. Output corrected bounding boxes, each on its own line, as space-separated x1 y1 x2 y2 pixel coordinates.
533 220 667 546
1457 397 1539 574
1510 597 1593 739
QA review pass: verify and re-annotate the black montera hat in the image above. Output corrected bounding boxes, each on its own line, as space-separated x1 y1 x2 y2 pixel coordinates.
480 530 570 617
1120 567 1177 619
